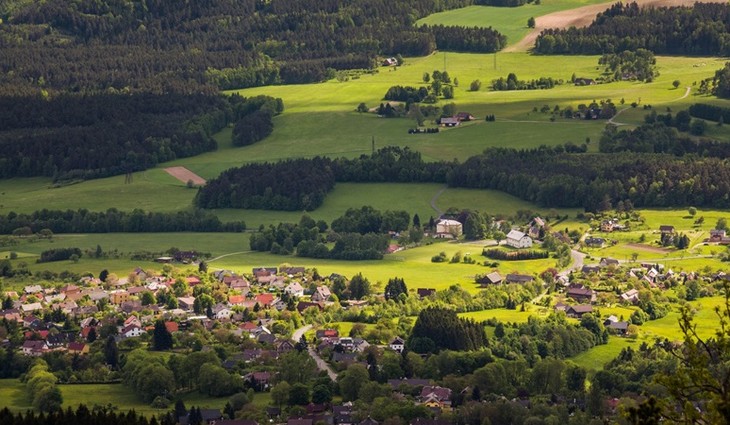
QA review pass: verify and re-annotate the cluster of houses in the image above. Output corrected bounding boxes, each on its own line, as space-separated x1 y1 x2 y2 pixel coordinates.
1 266 343 357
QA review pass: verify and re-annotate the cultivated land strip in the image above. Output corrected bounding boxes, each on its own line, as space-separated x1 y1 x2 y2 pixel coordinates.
164 166 207 185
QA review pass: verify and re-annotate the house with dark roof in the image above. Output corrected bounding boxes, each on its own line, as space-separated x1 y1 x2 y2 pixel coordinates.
659 225 675 234
599 257 620 267
417 288 436 298
584 236 605 247
567 285 596 303
566 304 593 318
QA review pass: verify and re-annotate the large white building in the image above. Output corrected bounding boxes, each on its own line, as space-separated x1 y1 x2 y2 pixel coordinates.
436 219 463 238
505 230 533 248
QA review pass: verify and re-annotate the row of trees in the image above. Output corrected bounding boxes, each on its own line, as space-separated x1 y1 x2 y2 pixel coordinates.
491 73 561 91
0 208 245 234
534 2 730 55
482 248 549 260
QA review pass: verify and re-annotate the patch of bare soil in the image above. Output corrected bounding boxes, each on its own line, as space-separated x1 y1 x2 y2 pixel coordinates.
506 0 730 52
625 243 673 254
164 166 206 186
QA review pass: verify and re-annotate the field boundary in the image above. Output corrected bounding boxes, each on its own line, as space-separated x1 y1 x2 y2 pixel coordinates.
164 166 206 186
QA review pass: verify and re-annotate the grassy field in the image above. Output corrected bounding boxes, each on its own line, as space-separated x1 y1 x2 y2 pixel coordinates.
0 52 724 224
0 380 267 417
417 0 611 47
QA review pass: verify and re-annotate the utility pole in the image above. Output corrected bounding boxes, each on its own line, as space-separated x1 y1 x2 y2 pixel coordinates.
371 136 375 154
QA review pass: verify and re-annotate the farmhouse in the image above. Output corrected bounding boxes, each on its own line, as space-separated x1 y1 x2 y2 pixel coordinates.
456 112 475 121
436 219 462 238
574 77 596 86
566 304 593 318
599 257 620 267
439 117 460 127
311 286 332 302
478 271 503 286
417 288 436 298
585 236 605 247
659 225 675 234
505 230 532 249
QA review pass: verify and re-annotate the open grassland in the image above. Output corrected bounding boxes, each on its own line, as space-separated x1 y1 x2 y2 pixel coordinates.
210 240 557 294
416 0 611 47
0 52 724 223
570 336 637 370
0 379 270 416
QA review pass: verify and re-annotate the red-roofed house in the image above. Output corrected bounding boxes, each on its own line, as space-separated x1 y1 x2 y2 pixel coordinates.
68 342 89 355
229 295 246 305
186 276 201 286
255 293 275 307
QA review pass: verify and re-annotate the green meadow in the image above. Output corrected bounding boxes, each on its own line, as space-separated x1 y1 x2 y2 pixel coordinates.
0 379 270 416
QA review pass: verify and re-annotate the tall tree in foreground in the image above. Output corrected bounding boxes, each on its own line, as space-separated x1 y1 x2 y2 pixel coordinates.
661 284 730 423
152 319 173 351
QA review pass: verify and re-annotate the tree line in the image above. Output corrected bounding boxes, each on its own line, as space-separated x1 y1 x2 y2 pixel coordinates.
599 121 730 157
0 209 245 235
534 2 730 55
491 73 561 90
200 144 730 213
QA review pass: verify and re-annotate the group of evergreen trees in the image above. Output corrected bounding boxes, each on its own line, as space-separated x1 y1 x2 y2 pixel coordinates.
598 121 730 157
482 248 549 261
195 157 336 211
534 2 730 55
408 307 487 353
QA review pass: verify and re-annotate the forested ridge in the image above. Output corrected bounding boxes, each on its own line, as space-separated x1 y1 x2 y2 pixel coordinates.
0 0 505 94
0 93 281 180
535 2 730 55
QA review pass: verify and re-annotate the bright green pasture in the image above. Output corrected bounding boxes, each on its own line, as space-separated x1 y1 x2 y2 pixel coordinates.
417 0 611 47
458 306 549 323
570 336 637 370
210 239 557 294
0 380 257 416
435 188 581 217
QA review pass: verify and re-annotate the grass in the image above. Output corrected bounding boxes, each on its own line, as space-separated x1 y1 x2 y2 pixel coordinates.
0 380 269 417
570 336 637 370
417 0 612 47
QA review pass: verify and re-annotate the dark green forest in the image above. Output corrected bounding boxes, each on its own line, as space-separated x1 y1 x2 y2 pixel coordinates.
0 0 505 94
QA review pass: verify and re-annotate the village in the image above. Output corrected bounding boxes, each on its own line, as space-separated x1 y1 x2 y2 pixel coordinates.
2 208 728 424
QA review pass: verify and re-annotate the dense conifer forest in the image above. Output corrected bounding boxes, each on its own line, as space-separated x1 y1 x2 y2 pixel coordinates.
0 0 505 94
534 2 730 55
0 93 280 180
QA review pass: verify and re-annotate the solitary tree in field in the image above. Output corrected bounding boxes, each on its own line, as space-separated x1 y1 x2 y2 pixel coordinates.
688 206 697 217
673 80 681 89
527 17 535 28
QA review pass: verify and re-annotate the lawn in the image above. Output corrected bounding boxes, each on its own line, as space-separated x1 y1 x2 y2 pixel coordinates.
417 0 612 47
210 239 557 294
0 380 269 417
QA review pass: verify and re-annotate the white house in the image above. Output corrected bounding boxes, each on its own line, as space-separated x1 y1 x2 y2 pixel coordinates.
436 219 463 238
505 230 533 249
311 286 332 302
389 337 405 353
121 324 145 338
284 282 304 298
214 304 233 320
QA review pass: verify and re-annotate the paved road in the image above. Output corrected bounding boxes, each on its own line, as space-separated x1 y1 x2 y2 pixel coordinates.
292 325 338 381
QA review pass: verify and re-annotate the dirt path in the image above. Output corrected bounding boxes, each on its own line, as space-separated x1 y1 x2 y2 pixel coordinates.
609 86 691 125
506 0 729 53
164 166 206 186
430 185 448 216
